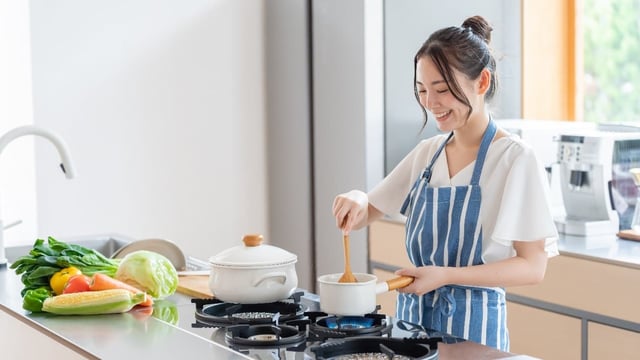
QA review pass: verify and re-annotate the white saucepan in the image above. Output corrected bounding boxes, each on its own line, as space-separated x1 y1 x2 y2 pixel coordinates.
318 273 414 316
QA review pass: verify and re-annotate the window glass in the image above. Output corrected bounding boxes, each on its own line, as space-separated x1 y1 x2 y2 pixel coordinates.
583 0 640 123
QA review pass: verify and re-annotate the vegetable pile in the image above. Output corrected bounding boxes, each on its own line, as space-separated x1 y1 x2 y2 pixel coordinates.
10 237 179 315
10 236 120 296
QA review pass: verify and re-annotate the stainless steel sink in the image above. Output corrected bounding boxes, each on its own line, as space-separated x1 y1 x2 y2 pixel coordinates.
5 234 133 263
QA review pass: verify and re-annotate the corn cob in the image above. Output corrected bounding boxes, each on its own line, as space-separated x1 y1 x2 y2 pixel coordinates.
42 289 146 315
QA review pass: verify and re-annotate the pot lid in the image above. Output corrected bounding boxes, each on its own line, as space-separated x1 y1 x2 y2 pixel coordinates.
208 234 297 267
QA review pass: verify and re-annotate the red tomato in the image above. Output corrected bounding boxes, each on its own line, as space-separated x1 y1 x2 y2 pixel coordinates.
62 274 91 294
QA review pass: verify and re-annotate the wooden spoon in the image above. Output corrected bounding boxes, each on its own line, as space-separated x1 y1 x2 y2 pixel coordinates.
338 230 358 283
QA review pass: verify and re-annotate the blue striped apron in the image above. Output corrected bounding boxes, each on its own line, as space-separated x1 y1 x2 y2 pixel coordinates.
397 120 509 351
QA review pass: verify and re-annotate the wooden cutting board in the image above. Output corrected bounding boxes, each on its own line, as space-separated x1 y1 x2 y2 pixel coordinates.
177 275 214 299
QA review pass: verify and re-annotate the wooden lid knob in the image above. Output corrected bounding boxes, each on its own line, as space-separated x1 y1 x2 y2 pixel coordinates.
242 234 264 247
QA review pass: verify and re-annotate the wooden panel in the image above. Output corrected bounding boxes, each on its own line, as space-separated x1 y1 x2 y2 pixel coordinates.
373 268 398 316
521 0 576 120
368 219 412 268
507 255 640 322
507 301 581 360
588 322 640 360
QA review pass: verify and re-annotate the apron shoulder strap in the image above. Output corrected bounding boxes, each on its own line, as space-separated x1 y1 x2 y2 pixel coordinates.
422 132 454 182
470 119 497 185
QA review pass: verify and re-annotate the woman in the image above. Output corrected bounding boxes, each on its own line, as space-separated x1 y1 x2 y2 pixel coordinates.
332 16 558 351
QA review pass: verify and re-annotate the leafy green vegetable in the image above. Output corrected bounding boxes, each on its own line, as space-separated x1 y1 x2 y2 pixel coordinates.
115 250 178 299
10 237 120 296
22 287 52 312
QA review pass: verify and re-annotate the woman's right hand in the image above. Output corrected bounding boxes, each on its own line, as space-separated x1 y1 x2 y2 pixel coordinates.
332 190 369 233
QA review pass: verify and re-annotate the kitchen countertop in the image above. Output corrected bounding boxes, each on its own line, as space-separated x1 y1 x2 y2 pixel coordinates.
1 261 528 359
0 265 252 360
556 233 640 269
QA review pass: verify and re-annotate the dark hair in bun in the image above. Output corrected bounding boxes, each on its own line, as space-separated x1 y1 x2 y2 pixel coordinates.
413 15 498 127
462 15 493 44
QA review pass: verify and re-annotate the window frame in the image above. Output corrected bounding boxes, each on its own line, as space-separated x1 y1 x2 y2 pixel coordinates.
521 0 580 121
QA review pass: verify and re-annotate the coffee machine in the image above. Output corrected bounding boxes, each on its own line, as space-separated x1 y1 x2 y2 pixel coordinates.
556 130 640 236
496 119 596 218
555 130 640 236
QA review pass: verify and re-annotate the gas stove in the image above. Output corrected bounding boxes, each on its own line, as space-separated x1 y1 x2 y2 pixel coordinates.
187 291 464 359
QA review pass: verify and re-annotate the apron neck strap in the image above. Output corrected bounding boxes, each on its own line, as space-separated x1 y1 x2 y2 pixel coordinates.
423 132 454 182
469 118 497 185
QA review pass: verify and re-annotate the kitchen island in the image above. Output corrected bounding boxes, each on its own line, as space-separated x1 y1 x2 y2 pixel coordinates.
1 258 526 359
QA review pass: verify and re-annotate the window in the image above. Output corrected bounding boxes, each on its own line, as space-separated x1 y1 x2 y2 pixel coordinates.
583 0 640 124
523 0 640 125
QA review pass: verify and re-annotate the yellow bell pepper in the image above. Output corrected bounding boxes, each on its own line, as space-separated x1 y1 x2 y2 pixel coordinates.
50 266 82 295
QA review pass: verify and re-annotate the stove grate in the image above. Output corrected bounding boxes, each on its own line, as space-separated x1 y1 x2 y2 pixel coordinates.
309 336 440 360
192 293 307 328
224 319 309 347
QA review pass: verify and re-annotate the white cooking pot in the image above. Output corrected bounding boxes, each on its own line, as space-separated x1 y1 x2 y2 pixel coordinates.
208 234 298 304
318 273 413 316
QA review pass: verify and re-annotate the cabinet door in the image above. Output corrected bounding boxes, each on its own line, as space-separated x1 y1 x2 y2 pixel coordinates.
507 301 581 360
588 322 640 360
507 255 640 323
0 310 88 359
369 220 412 268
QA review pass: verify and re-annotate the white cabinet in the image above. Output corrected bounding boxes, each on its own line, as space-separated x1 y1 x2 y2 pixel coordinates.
0 309 88 359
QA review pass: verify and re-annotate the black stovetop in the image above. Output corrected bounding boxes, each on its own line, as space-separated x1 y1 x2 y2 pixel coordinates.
180 291 464 360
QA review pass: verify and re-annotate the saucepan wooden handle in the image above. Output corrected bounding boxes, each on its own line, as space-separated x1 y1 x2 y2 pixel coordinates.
386 276 414 291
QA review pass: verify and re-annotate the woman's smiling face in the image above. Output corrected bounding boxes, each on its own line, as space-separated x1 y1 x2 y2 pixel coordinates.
415 56 482 132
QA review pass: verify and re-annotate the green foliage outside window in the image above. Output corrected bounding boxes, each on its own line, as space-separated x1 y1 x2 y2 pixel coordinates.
583 0 640 123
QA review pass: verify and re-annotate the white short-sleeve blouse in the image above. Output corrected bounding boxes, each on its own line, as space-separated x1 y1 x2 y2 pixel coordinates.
368 133 559 264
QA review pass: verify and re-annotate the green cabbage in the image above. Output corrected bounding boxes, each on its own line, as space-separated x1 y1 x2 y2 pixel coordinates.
115 250 178 299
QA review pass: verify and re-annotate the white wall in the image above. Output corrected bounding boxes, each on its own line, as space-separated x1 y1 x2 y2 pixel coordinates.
0 0 38 247
30 0 268 259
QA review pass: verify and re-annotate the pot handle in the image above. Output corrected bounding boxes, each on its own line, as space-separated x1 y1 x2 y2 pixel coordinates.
375 276 414 294
252 271 287 287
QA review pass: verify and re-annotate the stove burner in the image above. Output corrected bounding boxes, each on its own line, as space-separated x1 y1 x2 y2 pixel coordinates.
192 293 307 327
322 316 375 329
225 319 309 347
247 334 278 341
329 354 411 360
310 337 439 360
307 312 393 339
231 311 276 320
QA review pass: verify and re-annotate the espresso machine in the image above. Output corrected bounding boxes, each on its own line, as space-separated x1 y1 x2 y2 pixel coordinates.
555 130 640 237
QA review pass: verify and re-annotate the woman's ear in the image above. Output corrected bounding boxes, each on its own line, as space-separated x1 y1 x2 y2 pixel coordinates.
477 68 491 95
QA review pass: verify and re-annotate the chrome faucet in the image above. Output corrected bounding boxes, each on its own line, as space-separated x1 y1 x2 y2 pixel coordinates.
0 125 76 266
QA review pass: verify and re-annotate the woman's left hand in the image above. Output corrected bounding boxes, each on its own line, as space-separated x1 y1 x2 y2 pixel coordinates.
395 266 449 296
